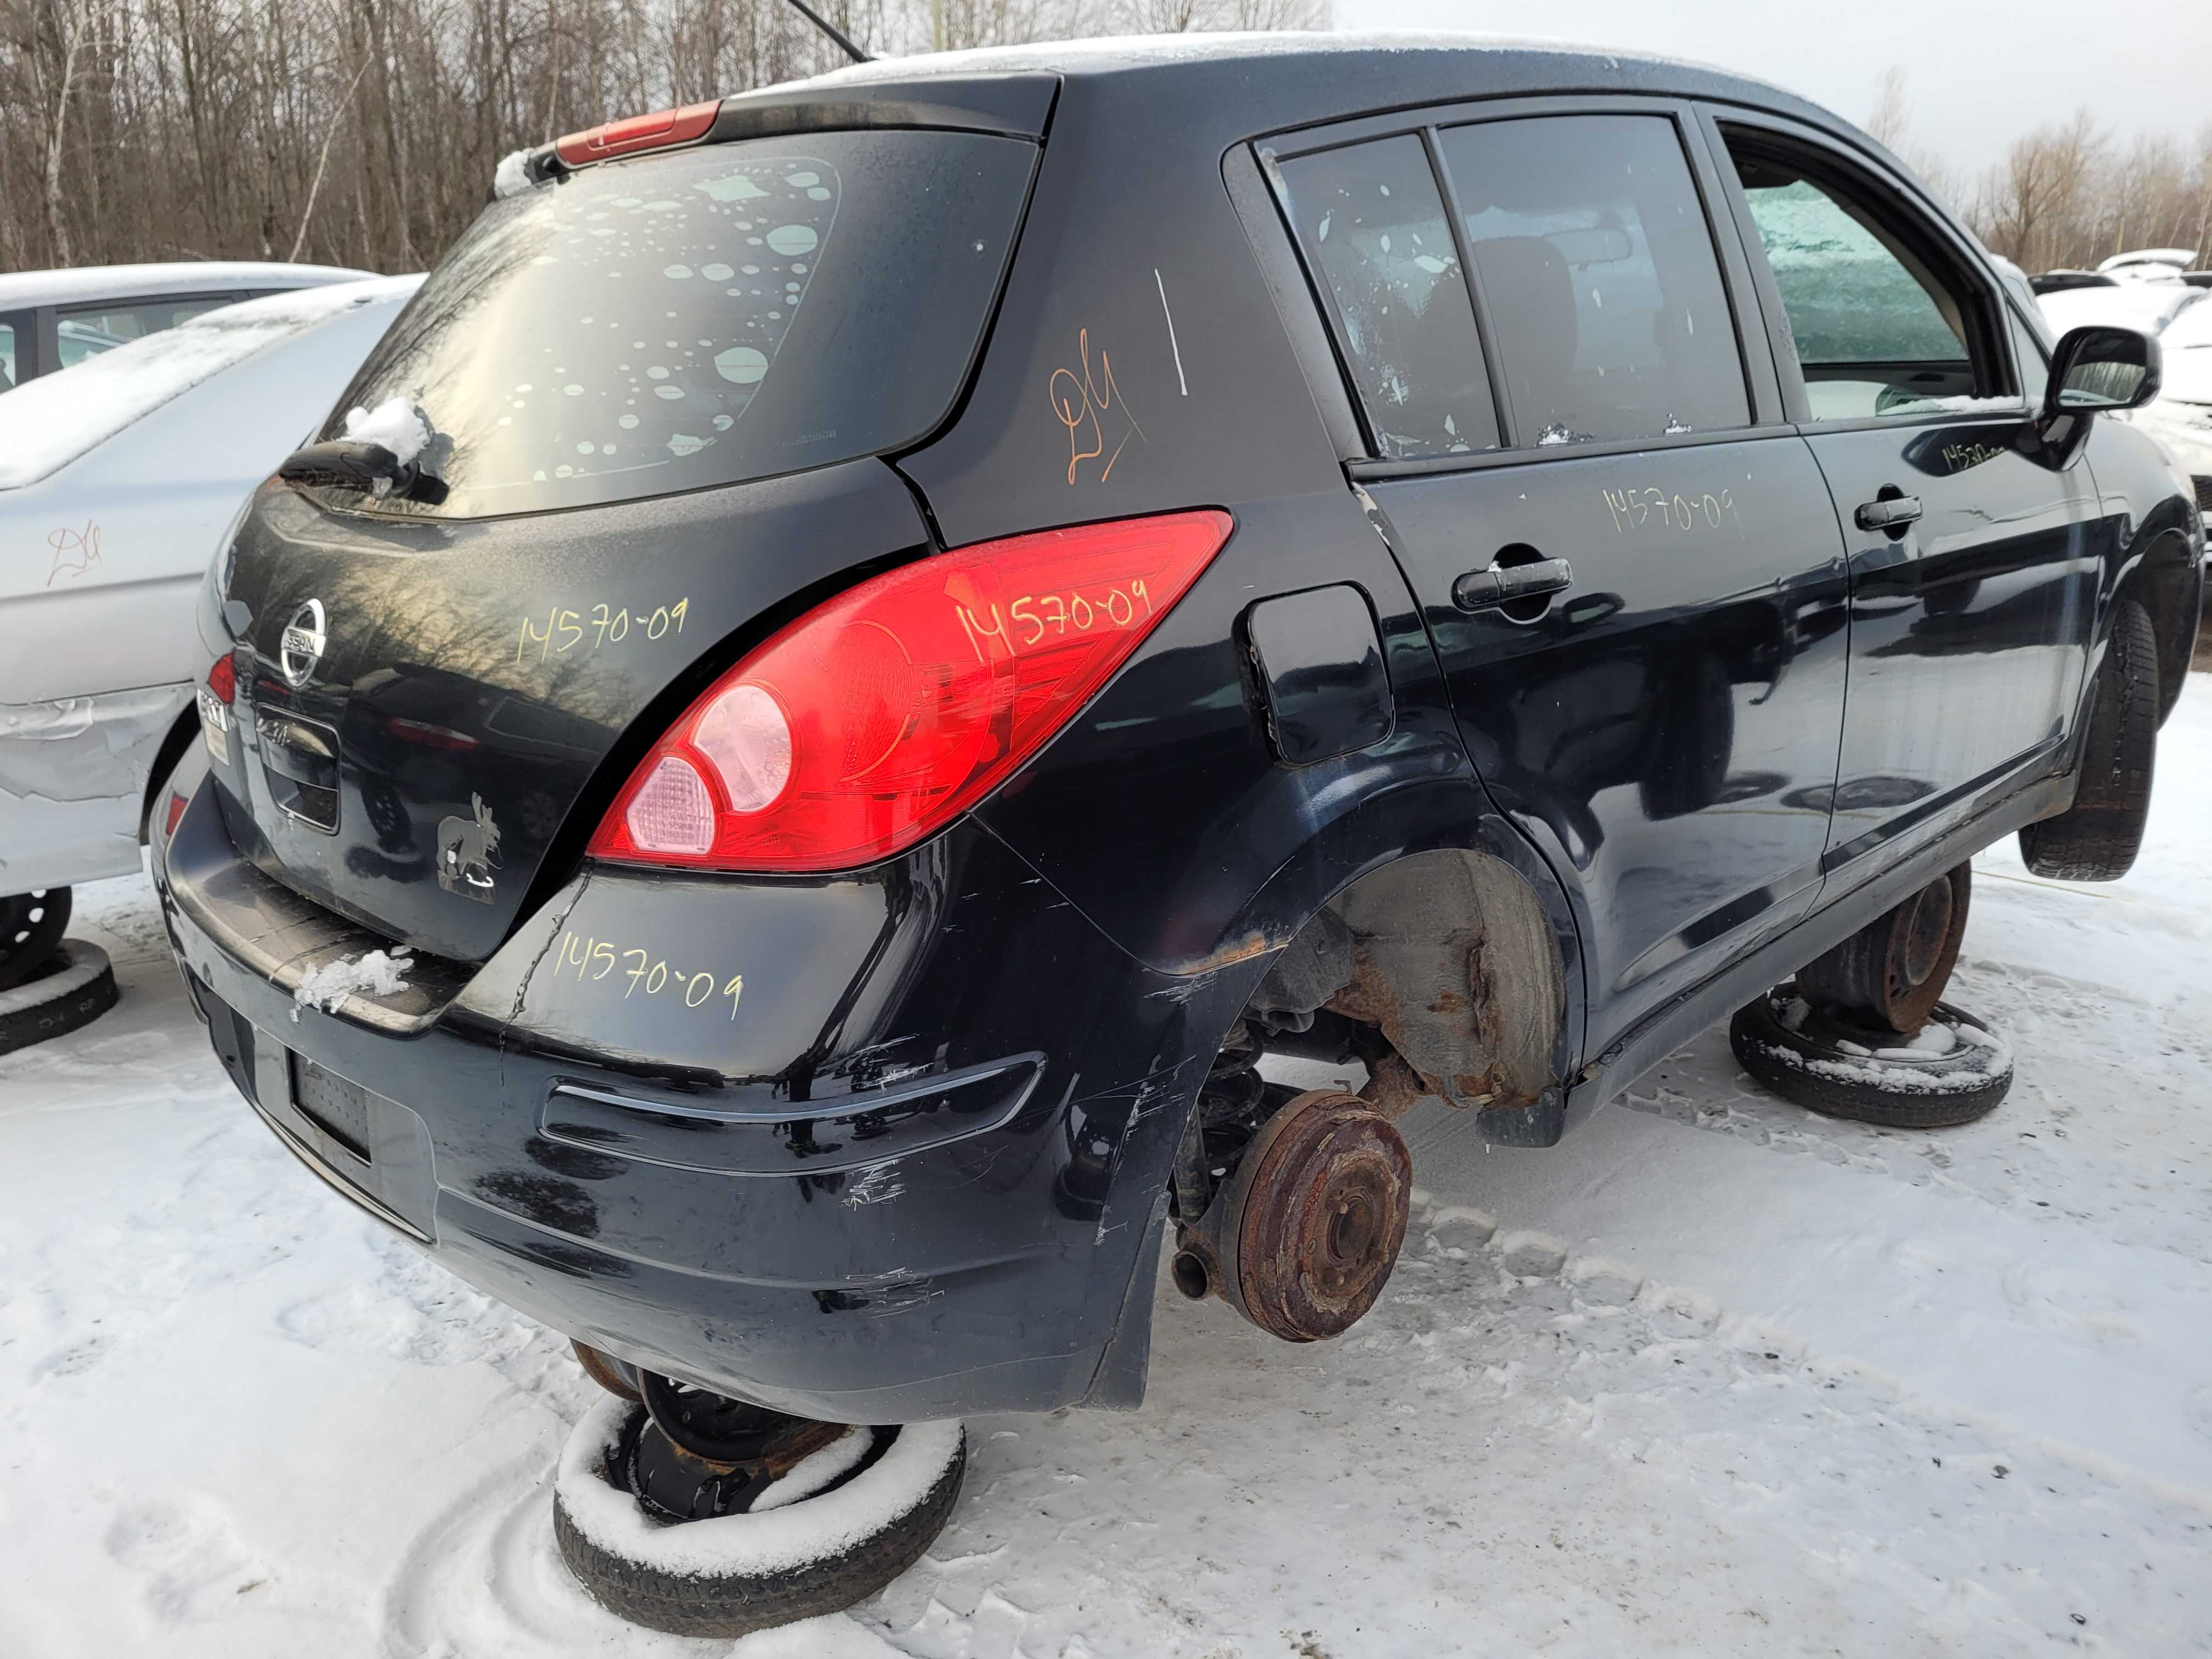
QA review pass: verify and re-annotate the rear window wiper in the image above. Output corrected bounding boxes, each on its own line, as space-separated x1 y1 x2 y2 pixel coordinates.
277 437 448 506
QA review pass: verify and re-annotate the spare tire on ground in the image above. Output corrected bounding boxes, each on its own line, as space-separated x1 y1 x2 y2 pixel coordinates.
1729 986 2013 1129
554 1397 964 1638
0 940 119 1057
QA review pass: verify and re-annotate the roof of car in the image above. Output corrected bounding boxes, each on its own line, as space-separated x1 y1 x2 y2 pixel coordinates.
781 30 1846 137
0 261 378 312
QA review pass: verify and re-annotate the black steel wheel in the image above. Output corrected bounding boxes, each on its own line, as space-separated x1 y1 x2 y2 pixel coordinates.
1729 987 2013 1129
0 940 118 1057
1796 865 1970 1036
553 1399 964 1639
2019 599 2158 881
0 887 71 992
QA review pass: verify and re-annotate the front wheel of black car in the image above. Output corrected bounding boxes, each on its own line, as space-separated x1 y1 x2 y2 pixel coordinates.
2019 599 2158 881
553 1398 964 1638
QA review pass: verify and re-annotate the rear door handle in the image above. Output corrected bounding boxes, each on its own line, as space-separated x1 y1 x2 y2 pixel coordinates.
1453 556 1574 612
1854 494 1923 532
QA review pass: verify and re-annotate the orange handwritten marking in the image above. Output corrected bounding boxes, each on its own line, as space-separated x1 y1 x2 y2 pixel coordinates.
1048 329 1144 486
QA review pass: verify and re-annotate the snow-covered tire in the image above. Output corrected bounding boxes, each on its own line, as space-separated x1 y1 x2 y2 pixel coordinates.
2020 599 2157 881
0 886 71 992
0 940 118 1056
552 1398 964 1638
1729 988 2013 1129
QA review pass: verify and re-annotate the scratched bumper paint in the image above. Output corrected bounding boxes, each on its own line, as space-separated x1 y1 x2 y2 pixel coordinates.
153 748 1265 1420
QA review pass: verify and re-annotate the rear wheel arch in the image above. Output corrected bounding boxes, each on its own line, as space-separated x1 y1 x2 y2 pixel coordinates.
1227 826 1583 1147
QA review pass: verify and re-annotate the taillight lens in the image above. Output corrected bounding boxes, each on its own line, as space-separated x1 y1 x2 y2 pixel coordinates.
206 653 235 703
590 509 1234 873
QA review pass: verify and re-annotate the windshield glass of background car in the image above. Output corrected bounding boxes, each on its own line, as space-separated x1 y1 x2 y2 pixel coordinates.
1727 146 1996 420
1276 136 1501 461
1440 115 1747 446
326 130 1035 518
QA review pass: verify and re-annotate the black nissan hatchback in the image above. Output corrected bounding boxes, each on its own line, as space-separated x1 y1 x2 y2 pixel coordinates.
156 33 2202 1621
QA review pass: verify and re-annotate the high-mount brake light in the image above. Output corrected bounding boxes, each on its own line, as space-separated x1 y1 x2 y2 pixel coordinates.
590 510 1235 874
555 99 721 168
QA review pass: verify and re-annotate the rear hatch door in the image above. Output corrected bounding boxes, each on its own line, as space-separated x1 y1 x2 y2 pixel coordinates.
213 121 1039 962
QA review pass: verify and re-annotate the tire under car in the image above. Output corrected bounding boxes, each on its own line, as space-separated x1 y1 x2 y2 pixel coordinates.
0 886 71 992
553 1398 966 1639
0 936 118 1058
1729 988 2015 1128
1730 862 2012 1127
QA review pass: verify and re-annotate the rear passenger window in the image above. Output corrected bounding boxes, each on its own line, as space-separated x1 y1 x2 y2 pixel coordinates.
1276 136 1499 460
1440 115 1747 444
1725 141 2000 419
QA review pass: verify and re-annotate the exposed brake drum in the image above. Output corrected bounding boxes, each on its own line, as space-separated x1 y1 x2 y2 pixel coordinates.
1172 1089 1412 1342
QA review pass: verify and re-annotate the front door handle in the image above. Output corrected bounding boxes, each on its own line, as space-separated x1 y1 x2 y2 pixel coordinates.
1453 556 1574 612
1854 494 1923 532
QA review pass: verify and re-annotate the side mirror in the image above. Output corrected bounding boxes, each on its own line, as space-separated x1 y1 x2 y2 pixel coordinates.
2045 324 2162 418
2019 325 2164 471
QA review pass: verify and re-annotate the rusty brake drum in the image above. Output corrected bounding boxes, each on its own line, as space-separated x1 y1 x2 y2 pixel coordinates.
1175 1088 1412 1342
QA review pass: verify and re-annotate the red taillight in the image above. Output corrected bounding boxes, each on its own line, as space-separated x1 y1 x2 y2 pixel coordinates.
206 654 235 703
590 510 1235 874
555 99 721 168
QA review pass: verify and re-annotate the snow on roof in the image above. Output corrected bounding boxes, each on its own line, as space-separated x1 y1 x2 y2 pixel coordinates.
0 260 376 312
0 274 421 492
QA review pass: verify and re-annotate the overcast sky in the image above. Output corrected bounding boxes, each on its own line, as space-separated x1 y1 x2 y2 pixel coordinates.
1333 0 2212 179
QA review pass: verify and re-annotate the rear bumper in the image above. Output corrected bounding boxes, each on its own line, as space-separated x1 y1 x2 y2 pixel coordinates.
152 747 1255 1421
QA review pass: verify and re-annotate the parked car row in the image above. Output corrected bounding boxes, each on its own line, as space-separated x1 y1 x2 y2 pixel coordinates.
2029 249 2212 527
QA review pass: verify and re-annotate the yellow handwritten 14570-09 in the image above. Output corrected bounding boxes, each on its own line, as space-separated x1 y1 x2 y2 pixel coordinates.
556 929 743 1020
517 597 689 665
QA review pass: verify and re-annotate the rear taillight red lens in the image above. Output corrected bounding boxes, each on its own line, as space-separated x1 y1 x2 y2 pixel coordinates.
206 654 235 703
590 509 1234 874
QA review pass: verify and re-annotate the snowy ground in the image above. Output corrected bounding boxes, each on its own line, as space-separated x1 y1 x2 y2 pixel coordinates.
7 689 2212 1658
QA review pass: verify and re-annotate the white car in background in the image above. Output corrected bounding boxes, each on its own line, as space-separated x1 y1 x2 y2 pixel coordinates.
2128 296 2212 517
2039 272 2204 340
0 261 373 392
0 275 420 985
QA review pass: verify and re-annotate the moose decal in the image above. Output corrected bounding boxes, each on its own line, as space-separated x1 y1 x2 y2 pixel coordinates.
436 794 501 902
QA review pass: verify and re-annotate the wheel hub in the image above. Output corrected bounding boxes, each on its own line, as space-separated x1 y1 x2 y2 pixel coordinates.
1179 1090 1412 1343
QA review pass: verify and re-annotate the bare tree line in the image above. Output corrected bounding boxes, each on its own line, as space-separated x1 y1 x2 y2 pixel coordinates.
1870 66 2212 274
0 0 1323 275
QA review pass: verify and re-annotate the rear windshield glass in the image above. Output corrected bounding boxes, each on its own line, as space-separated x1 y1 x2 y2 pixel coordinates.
328 128 1036 518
